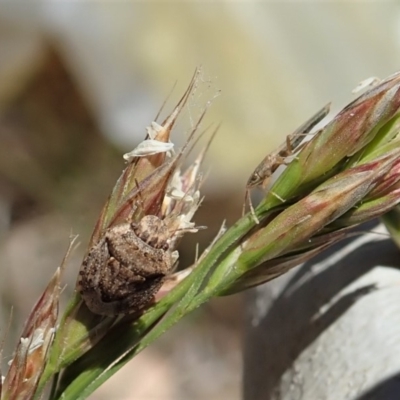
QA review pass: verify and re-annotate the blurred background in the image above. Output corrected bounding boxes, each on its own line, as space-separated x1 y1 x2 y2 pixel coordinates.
0 2 399 399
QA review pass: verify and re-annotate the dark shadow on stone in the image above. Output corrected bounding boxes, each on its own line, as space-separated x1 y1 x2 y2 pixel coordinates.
243 221 400 400
356 373 400 400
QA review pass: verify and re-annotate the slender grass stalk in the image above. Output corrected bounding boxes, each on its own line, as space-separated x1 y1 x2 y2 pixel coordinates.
3 71 400 400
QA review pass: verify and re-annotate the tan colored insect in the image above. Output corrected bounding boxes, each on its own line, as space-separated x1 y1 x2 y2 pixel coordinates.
245 104 330 222
77 215 174 316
